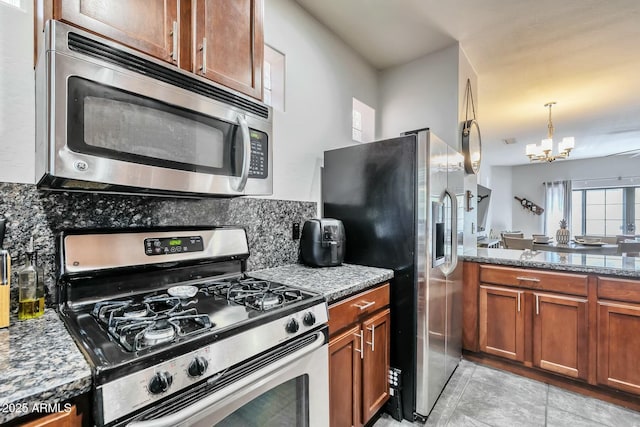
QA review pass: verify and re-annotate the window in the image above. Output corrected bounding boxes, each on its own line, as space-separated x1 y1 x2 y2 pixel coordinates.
263 45 285 112
572 187 637 236
352 98 375 143
571 191 583 237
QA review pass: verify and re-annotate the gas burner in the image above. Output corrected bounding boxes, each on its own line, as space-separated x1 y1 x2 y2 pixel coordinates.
142 319 176 347
123 304 150 318
251 292 283 310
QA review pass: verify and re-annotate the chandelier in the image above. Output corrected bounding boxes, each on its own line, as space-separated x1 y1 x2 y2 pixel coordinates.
525 102 575 162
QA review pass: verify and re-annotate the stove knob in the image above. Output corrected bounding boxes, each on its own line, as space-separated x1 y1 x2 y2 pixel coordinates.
148 371 173 395
303 312 316 327
188 356 208 377
285 318 299 334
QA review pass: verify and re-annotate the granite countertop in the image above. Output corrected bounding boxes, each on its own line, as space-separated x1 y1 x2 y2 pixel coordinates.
463 247 640 278
249 263 394 303
0 310 92 424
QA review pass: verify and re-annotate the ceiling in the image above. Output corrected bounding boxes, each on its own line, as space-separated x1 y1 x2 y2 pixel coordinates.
294 0 640 167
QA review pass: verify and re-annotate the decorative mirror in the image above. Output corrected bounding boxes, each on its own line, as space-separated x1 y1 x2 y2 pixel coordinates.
462 79 482 174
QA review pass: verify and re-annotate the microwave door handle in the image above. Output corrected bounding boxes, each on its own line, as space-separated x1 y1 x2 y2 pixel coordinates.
234 114 251 192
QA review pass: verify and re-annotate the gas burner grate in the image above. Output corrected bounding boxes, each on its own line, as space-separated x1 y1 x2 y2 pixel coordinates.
92 299 213 352
202 277 304 311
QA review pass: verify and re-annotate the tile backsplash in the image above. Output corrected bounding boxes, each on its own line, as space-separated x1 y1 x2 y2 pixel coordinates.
0 183 316 307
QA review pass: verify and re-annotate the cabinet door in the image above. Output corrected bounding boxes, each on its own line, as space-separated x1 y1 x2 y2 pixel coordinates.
361 308 390 424
479 285 525 361
329 325 362 427
57 0 179 64
597 301 640 395
21 404 81 427
533 293 588 380
194 0 264 99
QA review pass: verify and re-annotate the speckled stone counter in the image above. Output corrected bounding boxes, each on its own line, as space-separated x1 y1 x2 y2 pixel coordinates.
249 263 394 303
463 247 640 278
0 310 92 424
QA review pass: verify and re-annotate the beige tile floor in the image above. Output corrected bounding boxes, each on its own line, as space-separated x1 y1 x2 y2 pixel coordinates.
374 360 640 427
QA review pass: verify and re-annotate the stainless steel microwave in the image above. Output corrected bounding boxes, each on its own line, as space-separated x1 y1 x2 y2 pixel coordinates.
35 21 273 197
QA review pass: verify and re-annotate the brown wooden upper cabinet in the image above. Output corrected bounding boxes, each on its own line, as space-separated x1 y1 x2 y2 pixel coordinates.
38 0 264 99
61 0 179 64
194 0 264 99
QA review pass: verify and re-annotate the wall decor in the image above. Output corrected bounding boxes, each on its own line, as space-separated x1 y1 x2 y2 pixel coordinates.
461 79 481 174
514 196 544 215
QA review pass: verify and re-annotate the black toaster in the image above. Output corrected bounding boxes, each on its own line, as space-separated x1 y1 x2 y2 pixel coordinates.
300 219 345 267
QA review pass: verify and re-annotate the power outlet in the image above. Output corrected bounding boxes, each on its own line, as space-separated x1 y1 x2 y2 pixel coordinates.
292 222 301 240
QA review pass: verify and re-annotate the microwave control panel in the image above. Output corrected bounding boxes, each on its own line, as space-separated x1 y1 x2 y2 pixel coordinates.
249 130 268 179
144 236 204 256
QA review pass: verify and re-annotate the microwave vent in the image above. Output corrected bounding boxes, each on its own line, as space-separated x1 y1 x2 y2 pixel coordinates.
67 32 269 120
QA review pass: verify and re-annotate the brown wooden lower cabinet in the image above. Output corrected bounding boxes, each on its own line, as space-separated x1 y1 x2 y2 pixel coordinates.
597 300 640 394
361 308 391 423
329 325 361 427
20 405 81 427
465 262 640 405
479 285 525 361
533 293 588 380
328 283 390 427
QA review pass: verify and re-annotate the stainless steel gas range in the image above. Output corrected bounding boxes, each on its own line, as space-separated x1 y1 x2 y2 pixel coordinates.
57 227 329 426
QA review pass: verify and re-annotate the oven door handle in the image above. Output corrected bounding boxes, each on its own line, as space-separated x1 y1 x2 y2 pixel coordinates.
127 331 325 427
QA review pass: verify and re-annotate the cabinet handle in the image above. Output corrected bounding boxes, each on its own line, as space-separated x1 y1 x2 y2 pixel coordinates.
535 294 539 315
366 325 375 352
170 21 178 62
353 300 375 311
354 331 364 359
517 292 521 312
516 276 540 282
199 38 207 74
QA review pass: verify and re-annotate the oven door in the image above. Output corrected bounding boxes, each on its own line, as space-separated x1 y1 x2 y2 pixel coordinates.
36 21 272 197
126 330 329 427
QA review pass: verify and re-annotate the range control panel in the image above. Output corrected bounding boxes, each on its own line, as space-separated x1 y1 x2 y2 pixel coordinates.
248 130 268 179
144 236 204 256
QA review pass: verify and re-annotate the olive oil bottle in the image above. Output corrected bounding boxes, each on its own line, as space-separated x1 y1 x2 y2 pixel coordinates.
18 238 44 320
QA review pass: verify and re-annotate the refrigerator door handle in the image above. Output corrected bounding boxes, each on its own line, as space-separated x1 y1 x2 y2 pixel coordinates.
440 188 458 277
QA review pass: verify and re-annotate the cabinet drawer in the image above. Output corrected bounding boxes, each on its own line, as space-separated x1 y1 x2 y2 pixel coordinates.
598 277 640 304
329 283 390 336
480 265 587 296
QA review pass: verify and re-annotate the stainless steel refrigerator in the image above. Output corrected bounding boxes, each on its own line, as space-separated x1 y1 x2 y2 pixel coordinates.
322 128 464 421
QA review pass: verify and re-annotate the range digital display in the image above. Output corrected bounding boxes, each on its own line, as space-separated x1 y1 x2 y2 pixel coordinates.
144 236 204 256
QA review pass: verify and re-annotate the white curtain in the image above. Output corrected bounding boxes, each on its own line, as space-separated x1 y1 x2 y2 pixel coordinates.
543 180 572 235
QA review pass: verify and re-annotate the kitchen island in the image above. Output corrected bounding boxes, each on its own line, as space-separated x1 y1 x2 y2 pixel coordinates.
0 310 92 425
463 247 640 277
462 247 640 412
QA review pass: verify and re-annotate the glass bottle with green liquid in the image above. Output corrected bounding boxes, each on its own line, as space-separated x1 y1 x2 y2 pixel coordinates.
18 237 44 320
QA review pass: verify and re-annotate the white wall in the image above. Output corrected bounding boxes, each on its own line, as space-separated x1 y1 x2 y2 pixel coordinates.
458 48 479 251
264 0 378 202
0 1 35 183
378 44 459 148
488 156 640 237
486 166 514 235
